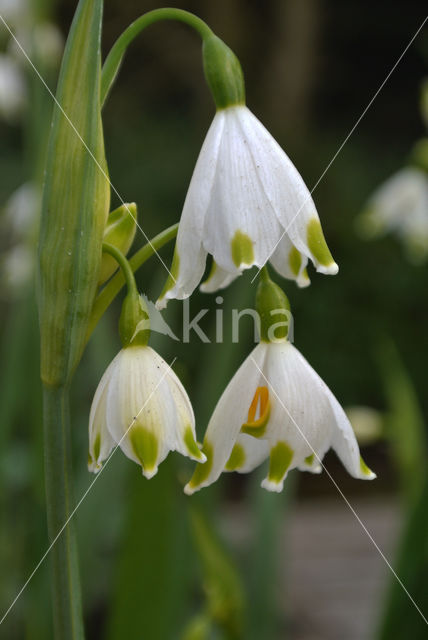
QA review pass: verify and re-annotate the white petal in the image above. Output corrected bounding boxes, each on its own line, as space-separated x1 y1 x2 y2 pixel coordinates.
88 356 117 472
162 362 206 463
262 343 333 465
364 168 428 234
264 342 375 481
326 390 376 480
202 106 282 273
223 433 269 474
236 107 338 274
200 261 238 293
269 233 310 288
184 343 269 494
106 347 175 478
156 113 226 308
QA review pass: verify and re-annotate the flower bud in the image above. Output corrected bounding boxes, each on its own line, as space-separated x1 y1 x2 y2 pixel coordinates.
98 203 137 285
38 0 110 388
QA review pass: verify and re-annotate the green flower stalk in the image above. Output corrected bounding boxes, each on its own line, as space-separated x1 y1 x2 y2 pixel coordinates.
98 203 137 285
37 1 108 638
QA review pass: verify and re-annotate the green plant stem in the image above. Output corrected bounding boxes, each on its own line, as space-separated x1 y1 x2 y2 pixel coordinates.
102 243 138 296
43 385 84 640
101 8 213 105
87 223 178 341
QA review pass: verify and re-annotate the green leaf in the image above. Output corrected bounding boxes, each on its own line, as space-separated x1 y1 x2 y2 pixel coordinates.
188 508 245 640
107 460 191 640
377 339 427 501
377 472 428 639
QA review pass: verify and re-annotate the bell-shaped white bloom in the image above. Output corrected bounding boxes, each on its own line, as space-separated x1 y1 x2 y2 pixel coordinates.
157 105 338 309
88 345 206 478
358 167 428 263
185 340 375 494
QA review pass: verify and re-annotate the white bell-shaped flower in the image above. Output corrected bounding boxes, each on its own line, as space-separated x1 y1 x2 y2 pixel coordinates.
157 104 338 309
88 345 206 478
88 273 205 479
185 340 375 494
185 272 374 494
358 166 428 263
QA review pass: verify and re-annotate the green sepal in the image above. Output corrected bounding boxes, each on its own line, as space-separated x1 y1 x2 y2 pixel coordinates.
256 269 291 342
203 33 245 109
119 291 150 347
38 0 110 388
99 203 137 284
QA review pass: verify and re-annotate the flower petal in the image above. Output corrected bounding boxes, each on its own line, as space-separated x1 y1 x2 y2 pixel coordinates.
106 347 174 478
269 234 310 288
325 390 376 480
236 107 338 275
202 106 282 273
224 433 269 473
262 342 333 467
200 260 238 293
184 342 269 494
162 361 206 463
88 356 116 472
156 112 226 308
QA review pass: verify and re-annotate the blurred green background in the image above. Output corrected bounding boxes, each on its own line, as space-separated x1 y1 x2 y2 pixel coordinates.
0 1 427 638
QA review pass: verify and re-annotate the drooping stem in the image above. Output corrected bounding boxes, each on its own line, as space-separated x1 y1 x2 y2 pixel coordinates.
102 242 138 296
101 8 213 105
43 385 84 640
86 222 178 341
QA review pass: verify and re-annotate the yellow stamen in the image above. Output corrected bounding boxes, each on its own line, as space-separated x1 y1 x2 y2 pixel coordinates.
241 386 270 438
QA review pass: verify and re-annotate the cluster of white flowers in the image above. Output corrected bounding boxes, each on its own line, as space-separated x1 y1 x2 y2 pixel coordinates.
89 35 374 492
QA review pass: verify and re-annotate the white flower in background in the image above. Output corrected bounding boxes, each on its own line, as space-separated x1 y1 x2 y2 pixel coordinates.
185 340 375 494
0 0 28 26
0 53 26 120
0 182 40 294
345 406 383 447
3 181 40 237
157 105 338 308
88 345 206 478
358 167 428 263
10 22 63 70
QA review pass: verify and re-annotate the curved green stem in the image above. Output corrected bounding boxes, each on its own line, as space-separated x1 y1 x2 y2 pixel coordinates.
43 385 84 640
101 8 213 105
102 242 137 296
87 223 178 341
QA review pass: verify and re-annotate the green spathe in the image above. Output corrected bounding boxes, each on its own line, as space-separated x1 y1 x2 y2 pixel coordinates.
38 0 110 388
203 33 245 109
